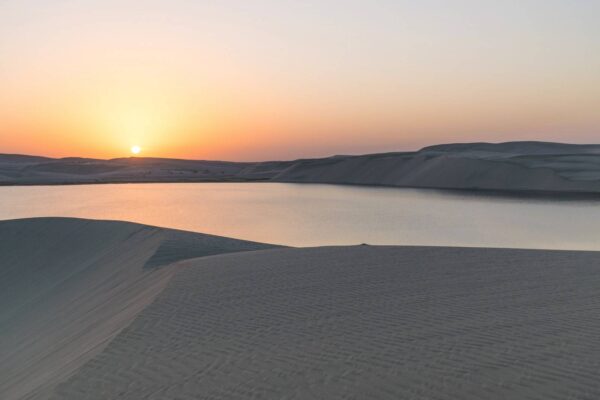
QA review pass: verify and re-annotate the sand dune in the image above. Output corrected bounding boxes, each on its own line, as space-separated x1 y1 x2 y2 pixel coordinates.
273 142 600 193
52 245 600 399
3 141 600 193
0 218 273 400
3 218 600 398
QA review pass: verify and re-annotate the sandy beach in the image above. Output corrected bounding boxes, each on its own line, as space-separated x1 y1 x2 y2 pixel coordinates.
2 217 600 399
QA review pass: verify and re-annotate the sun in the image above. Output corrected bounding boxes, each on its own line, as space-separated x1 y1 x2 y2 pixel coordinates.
131 145 141 155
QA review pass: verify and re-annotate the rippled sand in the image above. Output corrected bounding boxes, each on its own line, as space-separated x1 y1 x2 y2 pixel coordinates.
2 218 600 399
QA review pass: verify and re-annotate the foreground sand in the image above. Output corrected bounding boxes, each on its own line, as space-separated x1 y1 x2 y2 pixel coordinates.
2 218 600 399
0 218 273 400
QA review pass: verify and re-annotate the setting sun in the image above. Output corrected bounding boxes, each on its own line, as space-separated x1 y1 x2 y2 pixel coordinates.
131 146 141 155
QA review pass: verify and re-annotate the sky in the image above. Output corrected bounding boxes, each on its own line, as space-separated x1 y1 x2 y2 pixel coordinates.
1 0 599 160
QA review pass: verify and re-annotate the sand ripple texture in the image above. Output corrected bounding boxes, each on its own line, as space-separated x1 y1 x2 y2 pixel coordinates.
50 245 600 400
0 218 272 400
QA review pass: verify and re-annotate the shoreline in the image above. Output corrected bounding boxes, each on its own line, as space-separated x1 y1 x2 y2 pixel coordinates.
4 178 600 200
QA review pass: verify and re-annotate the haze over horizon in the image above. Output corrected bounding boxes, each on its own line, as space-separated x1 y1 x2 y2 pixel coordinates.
1 0 599 161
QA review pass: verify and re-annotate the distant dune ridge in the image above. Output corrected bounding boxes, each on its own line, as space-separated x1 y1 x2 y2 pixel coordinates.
273 141 600 192
3 141 600 193
2 218 600 399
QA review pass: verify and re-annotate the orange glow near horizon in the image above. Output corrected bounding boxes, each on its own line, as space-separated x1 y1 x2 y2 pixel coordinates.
1 1 599 161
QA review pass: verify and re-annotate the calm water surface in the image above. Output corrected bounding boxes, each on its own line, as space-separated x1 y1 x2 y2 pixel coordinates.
1 182 598 250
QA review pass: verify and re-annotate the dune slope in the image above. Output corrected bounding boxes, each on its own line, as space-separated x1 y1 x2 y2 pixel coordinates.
52 245 600 399
273 142 600 193
0 218 273 400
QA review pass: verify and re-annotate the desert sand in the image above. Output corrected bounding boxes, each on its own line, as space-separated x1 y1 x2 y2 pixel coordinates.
2 217 600 399
3 141 600 194
274 141 600 193
0 218 273 400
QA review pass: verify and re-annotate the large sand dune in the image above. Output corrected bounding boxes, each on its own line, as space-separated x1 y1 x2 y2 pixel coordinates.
2 218 600 398
0 218 273 400
273 141 600 193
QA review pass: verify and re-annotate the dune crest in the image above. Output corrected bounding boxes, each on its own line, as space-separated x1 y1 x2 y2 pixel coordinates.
0 218 273 400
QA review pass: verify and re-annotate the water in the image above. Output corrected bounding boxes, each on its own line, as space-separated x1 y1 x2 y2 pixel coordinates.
1 182 598 250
